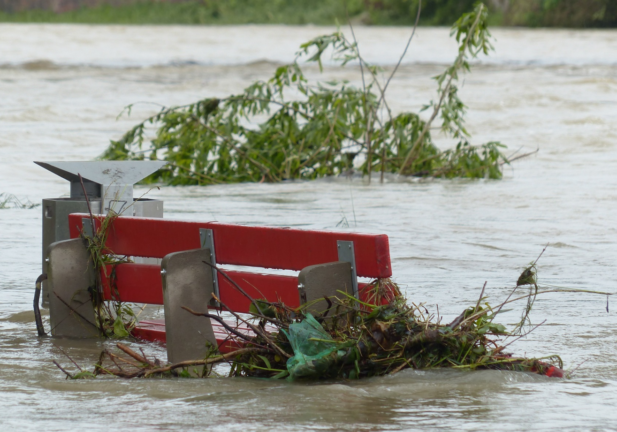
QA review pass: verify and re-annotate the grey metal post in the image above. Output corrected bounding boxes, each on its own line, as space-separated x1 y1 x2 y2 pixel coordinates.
200 228 220 306
297 240 359 315
36 160 166 307
47 238 99 338
161 248 217 365
336 240 359 298
298 262 354 315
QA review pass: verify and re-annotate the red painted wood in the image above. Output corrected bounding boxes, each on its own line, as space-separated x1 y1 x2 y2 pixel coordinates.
100 263 383 312
69 214 392 278
217 270 300 311
101 264 163 305
100 263 301 312
133 319 254 353
131 321 166 344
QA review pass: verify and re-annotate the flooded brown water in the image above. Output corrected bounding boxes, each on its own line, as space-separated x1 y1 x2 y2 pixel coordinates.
1 24 617 430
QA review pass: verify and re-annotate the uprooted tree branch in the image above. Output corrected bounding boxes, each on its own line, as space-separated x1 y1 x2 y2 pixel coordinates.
101 3 516 185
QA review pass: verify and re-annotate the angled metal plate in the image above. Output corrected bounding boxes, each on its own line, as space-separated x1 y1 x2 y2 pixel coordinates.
200 228 220 305
34 161 167 186
337 240 359 298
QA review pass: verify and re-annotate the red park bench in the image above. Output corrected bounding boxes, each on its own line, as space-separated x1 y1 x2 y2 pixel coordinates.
46 213 393 363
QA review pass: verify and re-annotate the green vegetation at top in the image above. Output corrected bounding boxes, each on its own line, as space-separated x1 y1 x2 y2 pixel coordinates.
0 0 482 26
2 0 617 27
0 193 39 209
504 0 617 27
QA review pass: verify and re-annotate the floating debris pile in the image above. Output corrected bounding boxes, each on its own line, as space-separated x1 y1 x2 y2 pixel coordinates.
201 276 565 380
54 262 595 381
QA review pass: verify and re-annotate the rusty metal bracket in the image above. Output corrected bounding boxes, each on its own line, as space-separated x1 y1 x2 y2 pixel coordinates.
337 240 359 298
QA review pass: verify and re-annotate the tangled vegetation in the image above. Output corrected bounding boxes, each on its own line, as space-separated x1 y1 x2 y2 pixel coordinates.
214 277 564 381
102 3 510 185
83 211 138 339
0 193 39 209
52 251 611 381
73 177 140 339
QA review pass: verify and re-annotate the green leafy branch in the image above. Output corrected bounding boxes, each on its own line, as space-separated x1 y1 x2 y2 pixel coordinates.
101 2 510 185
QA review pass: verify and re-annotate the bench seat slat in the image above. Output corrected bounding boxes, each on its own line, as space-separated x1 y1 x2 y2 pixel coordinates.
69 214 392 278
102 263 373 313
102 264 162 304
102 263 301 312
133 319 247 353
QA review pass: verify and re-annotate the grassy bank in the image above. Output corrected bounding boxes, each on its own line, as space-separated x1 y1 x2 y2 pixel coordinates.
0 0 615 27
0 1 353 25
0 0 495 26
504 0 617 27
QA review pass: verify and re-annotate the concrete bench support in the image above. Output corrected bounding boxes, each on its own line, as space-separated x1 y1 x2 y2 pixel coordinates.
47 238 98 338
298 261 353 315
162 248 217 364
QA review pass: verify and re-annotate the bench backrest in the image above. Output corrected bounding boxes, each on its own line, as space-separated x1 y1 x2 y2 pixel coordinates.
68 213 392 312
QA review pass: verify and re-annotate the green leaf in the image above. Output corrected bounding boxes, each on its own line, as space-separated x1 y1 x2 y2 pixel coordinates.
249 299 277 318
478 323 508 335
72 371 96 380
257 355 272 370
113 315 130 338
270 370 289 380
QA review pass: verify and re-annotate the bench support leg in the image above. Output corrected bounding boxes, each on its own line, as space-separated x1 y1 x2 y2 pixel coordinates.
298 261 353 315
48 238 98 338
162 248 217 364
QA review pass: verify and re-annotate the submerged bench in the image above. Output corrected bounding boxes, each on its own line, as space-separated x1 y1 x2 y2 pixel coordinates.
46 213 393 363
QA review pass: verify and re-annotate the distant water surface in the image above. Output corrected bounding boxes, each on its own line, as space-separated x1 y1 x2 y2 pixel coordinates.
0 24 616 431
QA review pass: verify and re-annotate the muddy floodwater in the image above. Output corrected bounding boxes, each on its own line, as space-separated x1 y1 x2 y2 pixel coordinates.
1 24 617 430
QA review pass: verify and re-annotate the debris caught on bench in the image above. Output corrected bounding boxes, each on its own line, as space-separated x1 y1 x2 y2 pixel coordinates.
53 261 611 381
46 209 610 381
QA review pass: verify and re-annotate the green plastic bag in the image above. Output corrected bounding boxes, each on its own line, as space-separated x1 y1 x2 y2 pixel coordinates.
283 313 340 380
